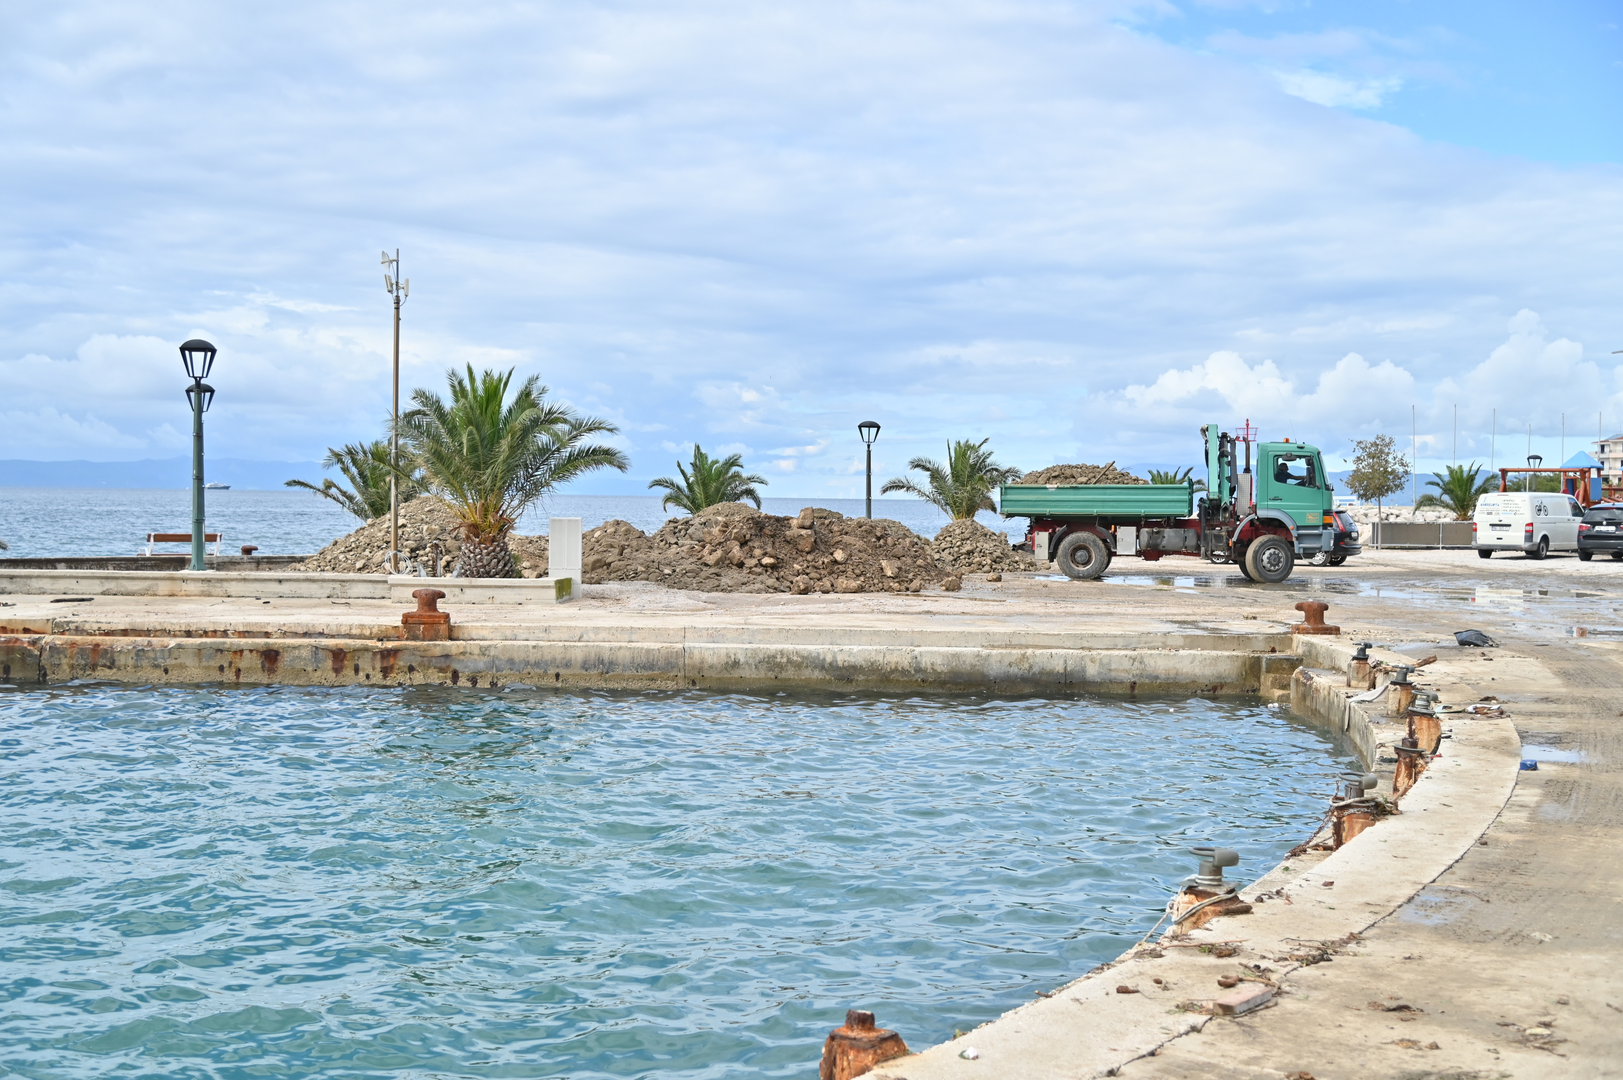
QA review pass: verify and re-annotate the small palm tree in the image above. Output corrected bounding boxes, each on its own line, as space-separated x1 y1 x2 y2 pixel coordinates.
1415 463 1497 520
1147 466 1207 491
285 440 421 521
648 445 768 513
880 438 1021 520
399 366 629 577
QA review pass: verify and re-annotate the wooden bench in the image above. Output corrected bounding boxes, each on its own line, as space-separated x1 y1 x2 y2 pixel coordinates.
140 532 224 557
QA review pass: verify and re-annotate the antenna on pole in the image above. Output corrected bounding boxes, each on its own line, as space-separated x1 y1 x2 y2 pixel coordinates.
382 249 408 574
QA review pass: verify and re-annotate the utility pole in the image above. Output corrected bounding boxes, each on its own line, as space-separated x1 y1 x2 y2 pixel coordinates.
1452 404 1457 466
382 250 408 573
1411 405 1418 516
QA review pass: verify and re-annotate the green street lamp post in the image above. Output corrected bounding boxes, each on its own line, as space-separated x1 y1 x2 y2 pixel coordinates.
179 339 218 572
858 420 880 519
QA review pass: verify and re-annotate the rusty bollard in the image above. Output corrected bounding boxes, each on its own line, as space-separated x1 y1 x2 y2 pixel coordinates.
1385 666 1416 717
402 588 450 642
1407 700 1443 755
1392 738 1427 799
1290 600 1340 635
819 1010 909 1080
1347 642 1374 689
240 544 259 557
1331 772 1380 848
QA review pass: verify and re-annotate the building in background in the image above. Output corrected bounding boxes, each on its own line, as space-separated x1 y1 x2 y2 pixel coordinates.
1595 436 1623 487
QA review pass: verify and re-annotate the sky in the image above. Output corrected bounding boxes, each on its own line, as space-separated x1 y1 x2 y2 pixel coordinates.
1 0 1620 495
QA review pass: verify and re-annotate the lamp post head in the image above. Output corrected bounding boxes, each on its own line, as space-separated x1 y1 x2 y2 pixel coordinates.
185 381 216 414
858 420 881 446
1528 454 1543 468
179 339 217 381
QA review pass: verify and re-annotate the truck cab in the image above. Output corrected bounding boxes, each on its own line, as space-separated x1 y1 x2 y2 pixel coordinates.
1251 441 1336 554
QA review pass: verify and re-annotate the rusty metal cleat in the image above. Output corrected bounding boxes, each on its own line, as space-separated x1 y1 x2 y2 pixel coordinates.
820 1009 909 1080
401 588 451 642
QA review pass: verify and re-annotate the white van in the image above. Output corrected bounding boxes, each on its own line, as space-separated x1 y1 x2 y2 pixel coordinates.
1473 492 1585 559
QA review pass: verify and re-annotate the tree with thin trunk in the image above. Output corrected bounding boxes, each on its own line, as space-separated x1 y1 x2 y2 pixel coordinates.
880 438 1022 520
399 366 629 577
1346 434 1410 547
1414 463 1496 520
285 440 422 521
648 445 768 514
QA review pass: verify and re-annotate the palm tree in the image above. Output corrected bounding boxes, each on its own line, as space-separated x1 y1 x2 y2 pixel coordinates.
1415 463 1497 520
880 438 1021 520
1147 466 1206 491
285 440 421 521
399 365 629 577
648 445 768 513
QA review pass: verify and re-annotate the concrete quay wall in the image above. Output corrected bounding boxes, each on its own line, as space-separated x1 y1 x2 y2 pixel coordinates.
0 627 1296 695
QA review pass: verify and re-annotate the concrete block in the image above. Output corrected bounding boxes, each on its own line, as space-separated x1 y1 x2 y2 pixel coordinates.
549 518 582 600
1211 984 1273 1015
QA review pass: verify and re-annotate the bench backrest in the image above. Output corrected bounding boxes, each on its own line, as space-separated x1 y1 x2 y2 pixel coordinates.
146 533 222 543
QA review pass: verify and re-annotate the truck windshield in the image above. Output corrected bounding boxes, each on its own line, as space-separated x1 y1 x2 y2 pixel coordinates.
1272 454 1317 487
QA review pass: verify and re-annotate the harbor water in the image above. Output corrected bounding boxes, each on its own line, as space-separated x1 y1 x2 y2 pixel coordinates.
0 684 1353 1079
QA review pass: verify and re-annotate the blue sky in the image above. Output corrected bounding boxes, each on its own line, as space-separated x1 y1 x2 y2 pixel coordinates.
1 0 1620 495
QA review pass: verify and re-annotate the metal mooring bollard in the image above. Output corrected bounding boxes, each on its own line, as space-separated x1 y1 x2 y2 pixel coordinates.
1407 698 1443 755
1165 846 1253 934
1385 665 1416 717
1331 772 1380 847
1392 737 1427 799
1290 600 1340 635
401 588 451 642
819 1009 909 1080
1347 641 1375 689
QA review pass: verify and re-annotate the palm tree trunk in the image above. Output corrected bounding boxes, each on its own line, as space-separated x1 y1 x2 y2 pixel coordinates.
455 536 516 578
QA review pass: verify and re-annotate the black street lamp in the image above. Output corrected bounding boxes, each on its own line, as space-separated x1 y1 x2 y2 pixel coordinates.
858 420 881 519
179 339 218 572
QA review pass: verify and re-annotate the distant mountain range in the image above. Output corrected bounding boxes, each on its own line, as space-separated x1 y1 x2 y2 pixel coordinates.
0 457 324 490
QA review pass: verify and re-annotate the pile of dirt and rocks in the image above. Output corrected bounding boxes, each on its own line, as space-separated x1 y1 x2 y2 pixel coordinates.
1017 462 1147 485
930 519 1034 574
290 498 551 577
581 503 955 593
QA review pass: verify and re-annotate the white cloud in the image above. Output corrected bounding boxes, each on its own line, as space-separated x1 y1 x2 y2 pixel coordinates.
0 1 1619 491
1274 70 1402 109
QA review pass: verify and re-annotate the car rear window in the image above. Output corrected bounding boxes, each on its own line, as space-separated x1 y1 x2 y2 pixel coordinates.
1583 511 1623 524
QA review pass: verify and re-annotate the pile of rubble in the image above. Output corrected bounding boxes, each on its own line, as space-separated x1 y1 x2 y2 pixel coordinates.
582 503 954 593
1017 462 1147 485
290 498 551 577
930 519 1034 574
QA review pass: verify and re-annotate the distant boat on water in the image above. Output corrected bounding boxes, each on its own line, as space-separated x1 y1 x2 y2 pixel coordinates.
204 482 231 490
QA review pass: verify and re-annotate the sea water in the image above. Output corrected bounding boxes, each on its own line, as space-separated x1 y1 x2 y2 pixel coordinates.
0 684 1351 1079
0 489 1024 558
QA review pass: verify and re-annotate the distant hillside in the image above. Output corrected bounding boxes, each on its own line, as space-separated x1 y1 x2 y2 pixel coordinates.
0 458 324 490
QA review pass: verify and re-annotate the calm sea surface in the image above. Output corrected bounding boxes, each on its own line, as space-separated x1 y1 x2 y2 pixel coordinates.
0 685 1352 1079
0 490 1023 558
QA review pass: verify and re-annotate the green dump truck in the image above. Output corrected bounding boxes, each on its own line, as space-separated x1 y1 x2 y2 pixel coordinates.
1000 425 1358 583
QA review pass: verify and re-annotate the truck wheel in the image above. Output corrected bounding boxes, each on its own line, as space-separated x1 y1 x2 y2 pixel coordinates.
1478 549 1493 559
1234 547 1255 580
1055 531 1110 580
1243 535 1294 583
1530 536 1548 560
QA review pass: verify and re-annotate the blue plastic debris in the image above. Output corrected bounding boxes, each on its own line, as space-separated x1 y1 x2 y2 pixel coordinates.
1519 759 1539 771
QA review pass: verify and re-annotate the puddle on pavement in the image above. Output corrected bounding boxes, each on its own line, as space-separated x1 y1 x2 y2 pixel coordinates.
1520 745 1586 764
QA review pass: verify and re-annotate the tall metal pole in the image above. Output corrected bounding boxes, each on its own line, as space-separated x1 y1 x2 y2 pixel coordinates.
191 391 206 572
865 442 873 519
391 250 401 574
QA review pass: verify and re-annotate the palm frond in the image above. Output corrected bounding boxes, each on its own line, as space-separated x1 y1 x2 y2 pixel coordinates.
648 445 768 513
879 438 1015 519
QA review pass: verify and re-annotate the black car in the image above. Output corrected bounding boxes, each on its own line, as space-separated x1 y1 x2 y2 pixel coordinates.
1577 505 1623 561
1308 509 1363 566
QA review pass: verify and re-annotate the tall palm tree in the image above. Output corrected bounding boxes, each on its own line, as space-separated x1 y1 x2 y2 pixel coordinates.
880 438 1021 520
1147 466 1206 491
648 445 768 513
285 440 421 521
1415 463 1497 520
399 365 629 577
